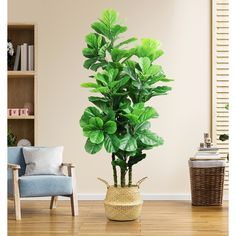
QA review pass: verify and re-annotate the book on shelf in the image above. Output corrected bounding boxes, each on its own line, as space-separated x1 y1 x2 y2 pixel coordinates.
13 45 21 71
198 147 219 152
21 43 28 71
28 45 34 71
190 157 225 161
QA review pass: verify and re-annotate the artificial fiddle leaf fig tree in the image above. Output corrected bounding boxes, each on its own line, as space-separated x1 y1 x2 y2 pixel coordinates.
80 9 172 188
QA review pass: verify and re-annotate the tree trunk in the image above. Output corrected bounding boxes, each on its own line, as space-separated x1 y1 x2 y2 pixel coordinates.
121 169 126 187
128 166 132 187
112 153 117 187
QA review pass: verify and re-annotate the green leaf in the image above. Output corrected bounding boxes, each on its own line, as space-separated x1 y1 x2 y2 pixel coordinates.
111 25 127 38
85 33 98 48
90 62 107 71
81 82 99 88
119 134 137 152
85 138 103 154
88 96 109 113
139 57 151 74
111 48 128 62
83 124 96 137
95 73 108 86
152 86 172 96
89 117 103 129
112 159 127 171
104 134 120 153
115 37 137 48
91 86 110 93
135 38 163 61
135 121 151 132
82 48 96 58
139 107 159 123
89 130 104 144
138 130 164 146
83 58 98 69
91 21 110 38
80 107 101 128
102 9 118 27
104 121 117 134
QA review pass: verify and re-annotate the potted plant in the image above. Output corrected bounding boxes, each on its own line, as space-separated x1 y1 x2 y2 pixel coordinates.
80 9 172 221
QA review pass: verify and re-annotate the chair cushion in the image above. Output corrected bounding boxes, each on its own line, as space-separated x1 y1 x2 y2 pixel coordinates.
23 146 64 176
8 175 73 197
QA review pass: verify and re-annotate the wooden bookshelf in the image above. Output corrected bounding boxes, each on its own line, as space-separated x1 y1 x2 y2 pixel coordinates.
8 23 37 146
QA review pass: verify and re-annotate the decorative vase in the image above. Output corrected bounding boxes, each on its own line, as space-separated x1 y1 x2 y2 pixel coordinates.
98 177 147 221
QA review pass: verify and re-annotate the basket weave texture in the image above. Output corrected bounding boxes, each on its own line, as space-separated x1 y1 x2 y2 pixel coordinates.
104 186 143 221
189 167 225 206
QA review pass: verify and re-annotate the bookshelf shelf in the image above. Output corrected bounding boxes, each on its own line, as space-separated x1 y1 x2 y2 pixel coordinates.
8 116 35 120
8 23 37 146
8 71 35 77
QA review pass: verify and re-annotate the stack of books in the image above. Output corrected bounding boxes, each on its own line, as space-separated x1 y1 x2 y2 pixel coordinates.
13 43 34 71
191 147 224 161
190 133 225 161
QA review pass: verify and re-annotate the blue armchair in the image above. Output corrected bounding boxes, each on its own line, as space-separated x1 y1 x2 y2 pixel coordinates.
8 147 78 220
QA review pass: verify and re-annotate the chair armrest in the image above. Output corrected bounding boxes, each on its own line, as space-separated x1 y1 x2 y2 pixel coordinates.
61 163 76 177
61 163 75 168
8 163 21 170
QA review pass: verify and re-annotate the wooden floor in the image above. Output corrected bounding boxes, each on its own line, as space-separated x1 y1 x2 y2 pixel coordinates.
8 200 228 236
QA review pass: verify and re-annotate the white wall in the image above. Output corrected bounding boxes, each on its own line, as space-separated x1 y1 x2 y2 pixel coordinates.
8 0 211 198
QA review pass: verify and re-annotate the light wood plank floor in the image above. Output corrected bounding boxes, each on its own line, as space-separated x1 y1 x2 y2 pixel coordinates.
8 200 228 236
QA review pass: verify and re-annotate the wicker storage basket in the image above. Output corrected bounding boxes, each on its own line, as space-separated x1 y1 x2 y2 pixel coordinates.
189 164 225 206
98 177 147 221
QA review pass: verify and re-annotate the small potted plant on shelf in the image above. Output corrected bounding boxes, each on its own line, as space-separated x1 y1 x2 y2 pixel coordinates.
80 9 172 221
8 128 17 146
7 40 15 70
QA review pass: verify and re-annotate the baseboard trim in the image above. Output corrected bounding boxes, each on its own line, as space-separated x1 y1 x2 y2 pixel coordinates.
21 193 228 201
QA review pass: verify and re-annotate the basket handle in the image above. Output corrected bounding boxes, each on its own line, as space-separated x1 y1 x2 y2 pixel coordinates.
136 177 148 188
97 177 110 188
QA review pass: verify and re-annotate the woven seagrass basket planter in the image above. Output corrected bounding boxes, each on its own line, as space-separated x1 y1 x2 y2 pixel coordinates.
98 177 147 221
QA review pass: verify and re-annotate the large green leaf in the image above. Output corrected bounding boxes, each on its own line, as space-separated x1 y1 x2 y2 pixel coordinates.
89 117 103 129
85 139 103 154
111 25 127 38
88 96 110 113
138 130 164 146
101 9 118 27
82 48 97 58
139 107 159 123
104 121 117 134
80 107 101 128
104 134 120 153
135 38 163 61
89 130 104 144
83 58 98 69
119 134 137 152
139 57 151 74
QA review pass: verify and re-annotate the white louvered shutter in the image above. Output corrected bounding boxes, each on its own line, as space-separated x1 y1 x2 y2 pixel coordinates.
212 0 229 189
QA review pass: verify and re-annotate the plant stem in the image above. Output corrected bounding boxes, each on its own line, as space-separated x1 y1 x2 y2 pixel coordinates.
112 153 117 187
121 168 126 187
128 166 132 187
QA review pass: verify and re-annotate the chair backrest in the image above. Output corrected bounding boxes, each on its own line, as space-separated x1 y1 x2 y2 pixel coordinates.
8 147 26 178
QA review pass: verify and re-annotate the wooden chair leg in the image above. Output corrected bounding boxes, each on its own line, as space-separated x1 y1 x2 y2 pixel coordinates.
68 167 78 216
50 196 58 209
70 191 78 216
13 169 21 220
